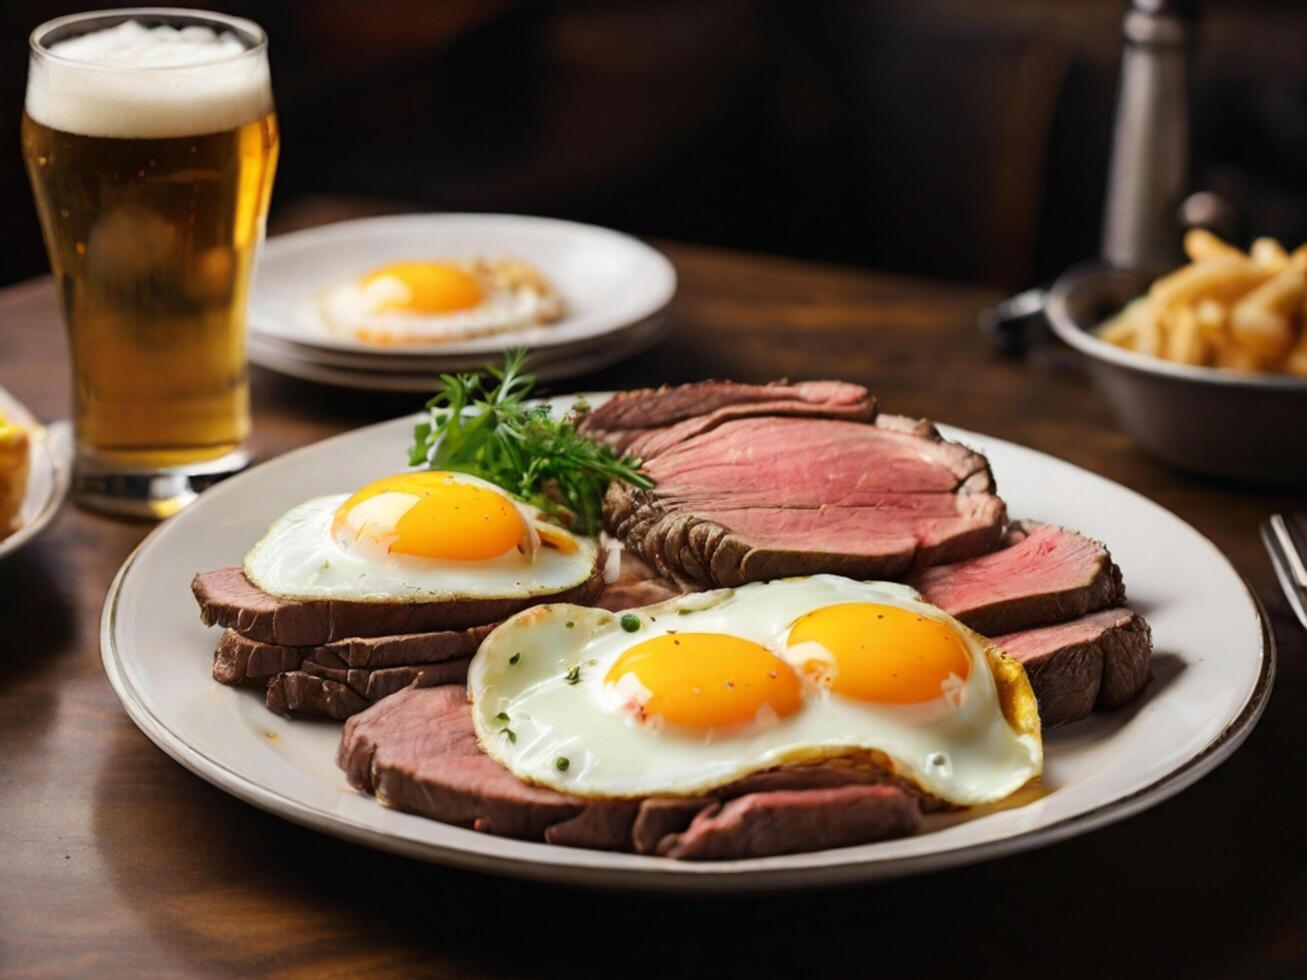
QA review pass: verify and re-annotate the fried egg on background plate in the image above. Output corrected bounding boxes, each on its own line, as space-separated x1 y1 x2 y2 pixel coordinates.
469 577 1042 807
316 257 564 345
244 471 596 601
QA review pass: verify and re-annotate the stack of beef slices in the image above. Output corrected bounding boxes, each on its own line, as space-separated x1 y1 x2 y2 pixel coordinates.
334 379 1153 860
191 553 612 721
581 380 1153 728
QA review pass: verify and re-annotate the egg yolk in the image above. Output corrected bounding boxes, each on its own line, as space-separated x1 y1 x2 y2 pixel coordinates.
605 633 803 732
332 472 526 561
363 262 484 314
786 602 971 705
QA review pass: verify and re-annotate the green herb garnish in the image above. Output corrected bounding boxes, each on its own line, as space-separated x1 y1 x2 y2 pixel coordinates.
564 665 582 685
509 652 521 666
407 350 651 534
619 613 641 632
493 712 516 742
555 756 570 772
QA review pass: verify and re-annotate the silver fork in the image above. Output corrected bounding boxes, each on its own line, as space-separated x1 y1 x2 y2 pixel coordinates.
1261 513 1307 631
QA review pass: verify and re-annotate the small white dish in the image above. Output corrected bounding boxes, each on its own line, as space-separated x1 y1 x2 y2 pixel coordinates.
0 384 72 561
100 400 1273 893
251 213 677 360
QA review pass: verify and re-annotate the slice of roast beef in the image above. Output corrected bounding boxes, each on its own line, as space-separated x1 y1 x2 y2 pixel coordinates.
594 547 687 612
212 622 496 687
192 563 605 646
629 798 717 855
219 624 495 683
594 576 685 612
656 784 921 860
316 623 496 668
541 802 645 852
266 657 474 720
907 523 1125 635
339 684 589 838
339 685 924 858
604 415 1005 587
267 671 370 721
579 379 875 457
992 608 1153 727
213 629 310 686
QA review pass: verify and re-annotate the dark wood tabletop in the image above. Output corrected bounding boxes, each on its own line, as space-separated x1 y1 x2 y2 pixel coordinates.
1 239 1304 978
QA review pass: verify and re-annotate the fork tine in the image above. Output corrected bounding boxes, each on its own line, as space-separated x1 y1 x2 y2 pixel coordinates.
1288 510 1307 566
1270 514 1307 590
1262 520 1307 631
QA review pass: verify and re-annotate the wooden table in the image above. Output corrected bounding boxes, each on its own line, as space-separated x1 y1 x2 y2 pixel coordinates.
2 243 1303 977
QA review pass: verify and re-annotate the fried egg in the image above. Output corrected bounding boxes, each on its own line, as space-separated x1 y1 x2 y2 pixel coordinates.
317 257 563 345
469 577 1041 806
244 471 597 602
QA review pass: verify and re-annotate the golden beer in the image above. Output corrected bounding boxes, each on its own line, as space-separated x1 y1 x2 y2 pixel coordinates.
22 11 277 516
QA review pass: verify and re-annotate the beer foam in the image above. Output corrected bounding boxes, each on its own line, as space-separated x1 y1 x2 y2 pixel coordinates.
26 20 272 139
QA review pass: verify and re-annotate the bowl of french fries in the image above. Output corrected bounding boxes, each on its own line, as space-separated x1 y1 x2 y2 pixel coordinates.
1046 231 1307 483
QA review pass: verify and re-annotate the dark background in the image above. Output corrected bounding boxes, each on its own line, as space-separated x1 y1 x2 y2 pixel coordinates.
4 0 1307 291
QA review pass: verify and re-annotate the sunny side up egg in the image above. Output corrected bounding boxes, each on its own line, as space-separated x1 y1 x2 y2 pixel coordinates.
243 471 597 602
469 577 1042 807
316 258 563 345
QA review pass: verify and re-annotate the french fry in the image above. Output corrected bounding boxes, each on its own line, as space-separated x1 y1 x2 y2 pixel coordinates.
1287 300 1307 376
1213 334 1264 372
1099 314 1136 348
1183 228 1244 263
1149 256 1271 315
1287 335 1307 377
1104 297 1159 349
1164 306 1207 365
1250 237 1289 271
1134 303 1163 356
1229 263 1304 358
1194 298 1226 341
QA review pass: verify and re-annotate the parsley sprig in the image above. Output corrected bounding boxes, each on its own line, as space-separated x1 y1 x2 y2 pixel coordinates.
407 350 651 534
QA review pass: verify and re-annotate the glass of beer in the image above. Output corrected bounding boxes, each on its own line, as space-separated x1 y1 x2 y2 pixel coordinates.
22 9 278 518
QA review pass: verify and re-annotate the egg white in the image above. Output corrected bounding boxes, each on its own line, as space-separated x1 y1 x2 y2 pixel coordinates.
469 576 1042 806
317 274 555 344
243 486 598 603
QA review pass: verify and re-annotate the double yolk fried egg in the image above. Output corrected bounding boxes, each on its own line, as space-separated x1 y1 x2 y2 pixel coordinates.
469 577 1042 807
317 257 564 346
244 471 596 602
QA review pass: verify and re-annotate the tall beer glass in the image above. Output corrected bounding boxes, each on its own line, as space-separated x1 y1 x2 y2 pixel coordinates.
22 9 278 517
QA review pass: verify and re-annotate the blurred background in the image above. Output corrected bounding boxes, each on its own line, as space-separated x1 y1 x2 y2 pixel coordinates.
4 0 1307 291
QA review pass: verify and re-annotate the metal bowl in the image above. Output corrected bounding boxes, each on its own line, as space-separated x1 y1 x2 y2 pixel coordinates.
1045 262 1307 484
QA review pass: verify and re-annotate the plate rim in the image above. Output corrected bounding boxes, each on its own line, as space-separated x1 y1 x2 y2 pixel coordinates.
249 315 671 391
250 211 678 357
249 309 670 371
99 412 1277 893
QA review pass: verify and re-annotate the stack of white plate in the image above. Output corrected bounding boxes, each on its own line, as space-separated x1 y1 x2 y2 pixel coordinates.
249 214 677 391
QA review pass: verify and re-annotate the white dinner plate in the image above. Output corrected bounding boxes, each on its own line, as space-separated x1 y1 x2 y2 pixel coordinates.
250 213 677 361
101 399 1274 893
0 384 72 562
